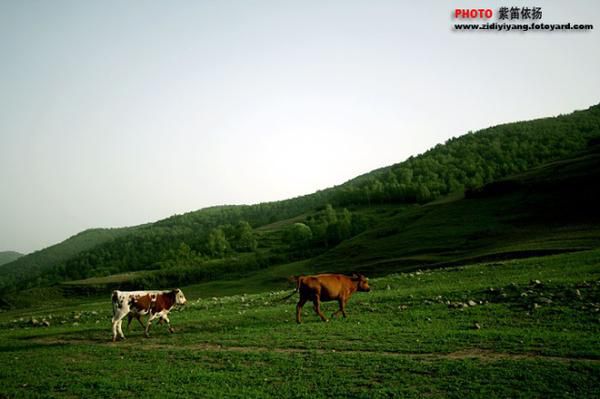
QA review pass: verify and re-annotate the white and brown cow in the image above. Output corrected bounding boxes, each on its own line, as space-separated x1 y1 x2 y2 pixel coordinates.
111 289 187 342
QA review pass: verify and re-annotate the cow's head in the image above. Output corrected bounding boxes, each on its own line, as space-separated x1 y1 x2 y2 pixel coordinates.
352 273 371 292
173 288 187 305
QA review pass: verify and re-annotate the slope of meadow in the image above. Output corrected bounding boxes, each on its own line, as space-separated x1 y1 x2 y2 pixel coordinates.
0 249 598 398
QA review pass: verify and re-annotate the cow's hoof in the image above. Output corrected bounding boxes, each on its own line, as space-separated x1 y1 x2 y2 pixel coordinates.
168 328 174 333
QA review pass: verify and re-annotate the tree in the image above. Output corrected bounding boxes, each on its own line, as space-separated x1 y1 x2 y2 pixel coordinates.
234 221 257 252
285 223 313 250
338 208 352 240
207 228 229 258
416 185 432 203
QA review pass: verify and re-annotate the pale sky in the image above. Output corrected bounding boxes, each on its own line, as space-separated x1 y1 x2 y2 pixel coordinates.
1 0 599 254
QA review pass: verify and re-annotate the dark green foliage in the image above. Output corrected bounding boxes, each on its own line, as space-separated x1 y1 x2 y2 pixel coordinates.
313 146 600 276
0 227 138 291
328 104 600 206
283 223 313 249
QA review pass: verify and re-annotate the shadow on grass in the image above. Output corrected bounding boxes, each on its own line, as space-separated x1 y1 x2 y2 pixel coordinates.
0 341 67 352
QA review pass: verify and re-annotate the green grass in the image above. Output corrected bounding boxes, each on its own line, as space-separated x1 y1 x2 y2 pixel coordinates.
1 249 599 398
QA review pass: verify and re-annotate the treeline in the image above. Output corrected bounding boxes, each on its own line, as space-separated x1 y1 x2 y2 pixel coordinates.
33 205 367 290
0 227 137 291
327 105 600 205
2 103 600 292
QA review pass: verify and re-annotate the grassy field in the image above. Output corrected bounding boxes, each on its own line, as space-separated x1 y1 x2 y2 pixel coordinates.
1 249 598 398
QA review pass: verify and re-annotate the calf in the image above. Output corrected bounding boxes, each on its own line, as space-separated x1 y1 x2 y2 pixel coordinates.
291 273 371 323
111 289 187 342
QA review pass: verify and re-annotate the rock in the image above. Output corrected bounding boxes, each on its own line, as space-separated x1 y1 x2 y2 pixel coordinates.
533 303 541 310
531 280 542 286
467 300 477 307
386 285 391 290
72 322 79 326
575 289 582 299
539 297 552 304
473 322 481 330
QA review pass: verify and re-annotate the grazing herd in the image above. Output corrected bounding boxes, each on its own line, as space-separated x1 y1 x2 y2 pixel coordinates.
110 273 370 342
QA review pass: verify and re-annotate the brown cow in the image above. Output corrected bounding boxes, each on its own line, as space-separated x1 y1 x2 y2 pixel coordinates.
290 273 371 323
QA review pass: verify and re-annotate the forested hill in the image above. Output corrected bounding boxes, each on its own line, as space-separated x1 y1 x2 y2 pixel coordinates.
0 252 23 267
1 102 599 292
160 102 600 225
0 227 138 291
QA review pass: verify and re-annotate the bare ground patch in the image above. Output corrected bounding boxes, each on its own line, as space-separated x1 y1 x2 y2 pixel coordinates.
25 336 600 364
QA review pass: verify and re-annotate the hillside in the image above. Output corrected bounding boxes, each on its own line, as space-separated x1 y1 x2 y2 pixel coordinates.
311 146 600 275
2 103 600 293
2 249 599 397
55 143 600 300
0 251 23 266
0 227 140 291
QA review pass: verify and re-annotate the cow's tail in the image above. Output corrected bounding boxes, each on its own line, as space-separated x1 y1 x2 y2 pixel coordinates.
279 276 302 301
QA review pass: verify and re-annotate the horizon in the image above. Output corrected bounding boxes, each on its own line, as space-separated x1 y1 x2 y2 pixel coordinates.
2 0 600 254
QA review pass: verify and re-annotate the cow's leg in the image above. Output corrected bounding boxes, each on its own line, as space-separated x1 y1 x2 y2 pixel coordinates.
332 298 346 319
135 315 145 329
341 298 348 318
127 314 144 331
296 296 308 324
111 319 120 342
313 296 328 322
162 314 175 333
144 313 159 338
117 319 125 340
112 312 127 342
